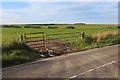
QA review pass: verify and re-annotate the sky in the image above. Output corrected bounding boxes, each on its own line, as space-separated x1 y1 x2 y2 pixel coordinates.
0 2 118 24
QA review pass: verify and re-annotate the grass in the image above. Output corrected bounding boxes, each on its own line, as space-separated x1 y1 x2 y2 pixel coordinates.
2 41 40 67
76 33 119 50
2 24 120 68
2 24 117 43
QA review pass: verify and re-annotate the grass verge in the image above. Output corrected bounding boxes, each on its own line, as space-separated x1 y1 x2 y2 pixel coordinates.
2 41 40 68
75 31 120 50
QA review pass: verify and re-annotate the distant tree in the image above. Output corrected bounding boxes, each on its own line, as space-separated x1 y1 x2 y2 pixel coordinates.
74 23 86 25
67 26 75 29
34 26 41 28
2 25 9 28
2 25 22 28
24 25 31 28
48 26 58 29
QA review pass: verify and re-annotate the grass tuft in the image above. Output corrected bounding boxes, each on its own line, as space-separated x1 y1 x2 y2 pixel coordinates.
2 41 40 68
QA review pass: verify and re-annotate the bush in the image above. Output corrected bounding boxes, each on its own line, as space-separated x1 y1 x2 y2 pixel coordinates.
34 26 41 28
117 26 120 28
24 26 41 28
24 25 31 28
74 23 86 25
67 26 75 29
48 26 58 29
2 25 22 28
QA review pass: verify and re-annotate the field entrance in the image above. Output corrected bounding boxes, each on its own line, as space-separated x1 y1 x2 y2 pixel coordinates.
20 32 83 57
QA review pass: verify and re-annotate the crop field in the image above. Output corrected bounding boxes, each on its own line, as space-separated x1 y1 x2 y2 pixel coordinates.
2 24 120 67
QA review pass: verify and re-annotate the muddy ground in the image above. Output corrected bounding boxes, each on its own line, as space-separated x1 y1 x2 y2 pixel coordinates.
26 39 80 57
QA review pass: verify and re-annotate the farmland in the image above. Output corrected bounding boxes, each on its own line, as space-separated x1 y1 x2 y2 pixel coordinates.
2 24 120 67
2 24 118 43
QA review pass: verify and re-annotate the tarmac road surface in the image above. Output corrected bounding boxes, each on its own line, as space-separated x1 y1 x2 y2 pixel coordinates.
2 44 119 79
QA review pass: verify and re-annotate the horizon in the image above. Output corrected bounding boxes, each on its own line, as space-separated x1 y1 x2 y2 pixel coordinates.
0 23 118 25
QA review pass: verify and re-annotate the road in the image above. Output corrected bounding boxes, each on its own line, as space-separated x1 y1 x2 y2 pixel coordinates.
2 44 119 79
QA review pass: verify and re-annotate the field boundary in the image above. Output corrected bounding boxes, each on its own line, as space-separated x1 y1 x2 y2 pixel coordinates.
19 31 85 54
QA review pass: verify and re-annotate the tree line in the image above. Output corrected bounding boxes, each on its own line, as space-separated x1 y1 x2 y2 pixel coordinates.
2 25 41 28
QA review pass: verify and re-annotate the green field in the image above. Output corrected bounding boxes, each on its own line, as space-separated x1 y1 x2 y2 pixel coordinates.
2 24 120 68
2 24 118 43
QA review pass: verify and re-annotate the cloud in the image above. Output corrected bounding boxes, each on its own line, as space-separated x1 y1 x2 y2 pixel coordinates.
1 2 118 24
1 2 93 24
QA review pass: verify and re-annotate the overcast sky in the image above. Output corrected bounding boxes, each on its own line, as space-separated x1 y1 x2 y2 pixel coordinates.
0 1 118 24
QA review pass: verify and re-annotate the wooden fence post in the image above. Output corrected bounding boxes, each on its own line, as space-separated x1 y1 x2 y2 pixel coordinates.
19 35 23 42
43 32 47 52
81 32 85 39
23 33 26 40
